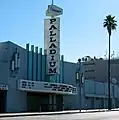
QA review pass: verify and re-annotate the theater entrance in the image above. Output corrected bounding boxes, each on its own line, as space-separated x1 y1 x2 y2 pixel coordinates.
27 92 49 112
27 92 63 112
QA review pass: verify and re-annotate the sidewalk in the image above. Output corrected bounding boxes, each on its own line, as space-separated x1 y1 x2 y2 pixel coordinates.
0 108 119 118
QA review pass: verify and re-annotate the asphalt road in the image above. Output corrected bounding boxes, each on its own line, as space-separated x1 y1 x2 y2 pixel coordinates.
0 111 119 120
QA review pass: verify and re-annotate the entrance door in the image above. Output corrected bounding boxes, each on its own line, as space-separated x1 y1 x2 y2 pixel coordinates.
0 90 6 113
56 95 63 111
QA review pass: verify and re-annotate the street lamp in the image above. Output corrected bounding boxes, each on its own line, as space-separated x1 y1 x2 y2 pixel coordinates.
76 59 84 112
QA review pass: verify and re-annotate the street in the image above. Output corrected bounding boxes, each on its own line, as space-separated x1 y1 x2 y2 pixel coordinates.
0 111 119 120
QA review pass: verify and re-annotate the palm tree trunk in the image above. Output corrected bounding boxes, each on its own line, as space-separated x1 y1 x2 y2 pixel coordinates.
108 33 111 110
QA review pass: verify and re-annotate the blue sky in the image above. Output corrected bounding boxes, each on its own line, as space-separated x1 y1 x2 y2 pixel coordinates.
0 0 119 62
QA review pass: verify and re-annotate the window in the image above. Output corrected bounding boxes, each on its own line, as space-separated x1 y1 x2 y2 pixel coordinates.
83 62 95 66
85 76 95 80
85 69 95 72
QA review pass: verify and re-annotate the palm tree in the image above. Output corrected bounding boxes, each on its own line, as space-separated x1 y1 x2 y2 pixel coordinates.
103 15 117 110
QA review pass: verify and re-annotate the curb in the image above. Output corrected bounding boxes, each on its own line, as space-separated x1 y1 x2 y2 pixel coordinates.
0 112 79 118
0 109 118 118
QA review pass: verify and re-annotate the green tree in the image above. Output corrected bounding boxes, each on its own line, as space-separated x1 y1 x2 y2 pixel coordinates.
81 57 85 62
103 15 117 110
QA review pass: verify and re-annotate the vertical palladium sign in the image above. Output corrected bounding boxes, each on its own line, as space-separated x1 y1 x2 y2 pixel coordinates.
44 17 60 74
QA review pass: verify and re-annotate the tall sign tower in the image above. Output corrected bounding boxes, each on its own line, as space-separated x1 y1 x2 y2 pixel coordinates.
44 0 63 75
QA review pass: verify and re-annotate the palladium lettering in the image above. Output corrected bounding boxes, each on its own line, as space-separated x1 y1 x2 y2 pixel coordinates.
48 18 60 74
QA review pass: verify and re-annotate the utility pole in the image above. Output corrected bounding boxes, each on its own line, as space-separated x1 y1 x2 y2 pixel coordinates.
76 59 84 112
